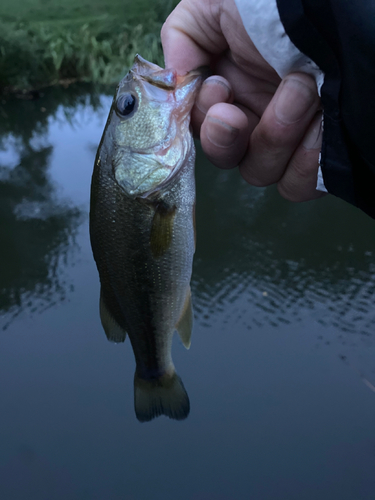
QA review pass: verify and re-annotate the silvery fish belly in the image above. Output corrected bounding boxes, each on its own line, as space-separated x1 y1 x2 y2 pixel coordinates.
89 55 202 422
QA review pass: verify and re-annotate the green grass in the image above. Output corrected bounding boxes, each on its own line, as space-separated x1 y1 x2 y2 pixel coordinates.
0 0 160 24
0 0 177 92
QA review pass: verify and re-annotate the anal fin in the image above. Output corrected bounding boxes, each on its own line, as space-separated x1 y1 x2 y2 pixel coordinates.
175 287 193 349
99 291 127 343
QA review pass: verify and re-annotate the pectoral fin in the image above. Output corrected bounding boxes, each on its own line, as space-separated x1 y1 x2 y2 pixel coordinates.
99 291 127 343
150 201 176 258
175 287 193 349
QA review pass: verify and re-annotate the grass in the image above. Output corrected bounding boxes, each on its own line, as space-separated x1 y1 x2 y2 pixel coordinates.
0 0 177 92
0 0 158 24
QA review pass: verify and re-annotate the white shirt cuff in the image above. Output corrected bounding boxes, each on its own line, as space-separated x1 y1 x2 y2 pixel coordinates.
234 0 324 93
234 0 328 193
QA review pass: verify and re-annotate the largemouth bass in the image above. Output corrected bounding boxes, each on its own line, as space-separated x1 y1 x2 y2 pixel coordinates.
89 55 202 422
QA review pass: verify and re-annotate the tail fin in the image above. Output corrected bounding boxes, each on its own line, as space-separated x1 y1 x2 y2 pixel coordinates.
134 372 190 422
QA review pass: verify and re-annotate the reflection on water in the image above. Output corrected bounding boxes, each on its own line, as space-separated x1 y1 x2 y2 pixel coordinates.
0 85 375 499
0 87 104 326
0 445 76 500
193 153 375 343
2 86 374 341
0 141 81 323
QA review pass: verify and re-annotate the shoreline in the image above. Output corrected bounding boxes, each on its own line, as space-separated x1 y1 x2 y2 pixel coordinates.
0 0 176 94
0 21 164 94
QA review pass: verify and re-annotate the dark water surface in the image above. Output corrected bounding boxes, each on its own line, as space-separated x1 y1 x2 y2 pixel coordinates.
0 87 375 500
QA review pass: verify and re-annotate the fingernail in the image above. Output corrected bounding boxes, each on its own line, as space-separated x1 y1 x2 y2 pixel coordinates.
203 77 231 95
303 112 323 150
206 116 239 148
196 77 231 114
274 77 316 124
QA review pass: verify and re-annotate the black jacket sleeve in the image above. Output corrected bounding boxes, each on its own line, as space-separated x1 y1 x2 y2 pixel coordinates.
276 0 375 219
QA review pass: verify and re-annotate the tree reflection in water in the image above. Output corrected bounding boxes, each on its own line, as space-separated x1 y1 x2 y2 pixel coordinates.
0 86 104 327
1 85 374 350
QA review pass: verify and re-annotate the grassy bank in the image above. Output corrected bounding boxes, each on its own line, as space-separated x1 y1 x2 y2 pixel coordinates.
0 0 177 92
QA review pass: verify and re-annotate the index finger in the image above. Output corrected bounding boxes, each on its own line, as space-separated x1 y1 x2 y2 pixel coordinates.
161 0 228 73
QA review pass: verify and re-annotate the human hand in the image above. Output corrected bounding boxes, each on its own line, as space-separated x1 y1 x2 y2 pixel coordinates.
161 0 325 201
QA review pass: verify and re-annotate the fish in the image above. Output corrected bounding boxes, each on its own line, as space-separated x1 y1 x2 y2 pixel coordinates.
89 55 203 422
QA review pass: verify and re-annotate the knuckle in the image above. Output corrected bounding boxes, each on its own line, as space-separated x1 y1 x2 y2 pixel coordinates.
239 162 274 187
256 122 292 152
290 151 319 181
160 19 170 41
277 153 320 202
277 180 303 202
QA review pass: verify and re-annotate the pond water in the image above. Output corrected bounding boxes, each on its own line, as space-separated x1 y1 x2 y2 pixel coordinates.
0 86 375 500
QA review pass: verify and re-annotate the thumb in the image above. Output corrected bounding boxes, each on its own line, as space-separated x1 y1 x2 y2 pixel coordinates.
161 0 226 73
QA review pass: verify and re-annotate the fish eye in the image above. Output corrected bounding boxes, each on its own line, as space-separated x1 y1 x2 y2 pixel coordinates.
116 93 137 118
